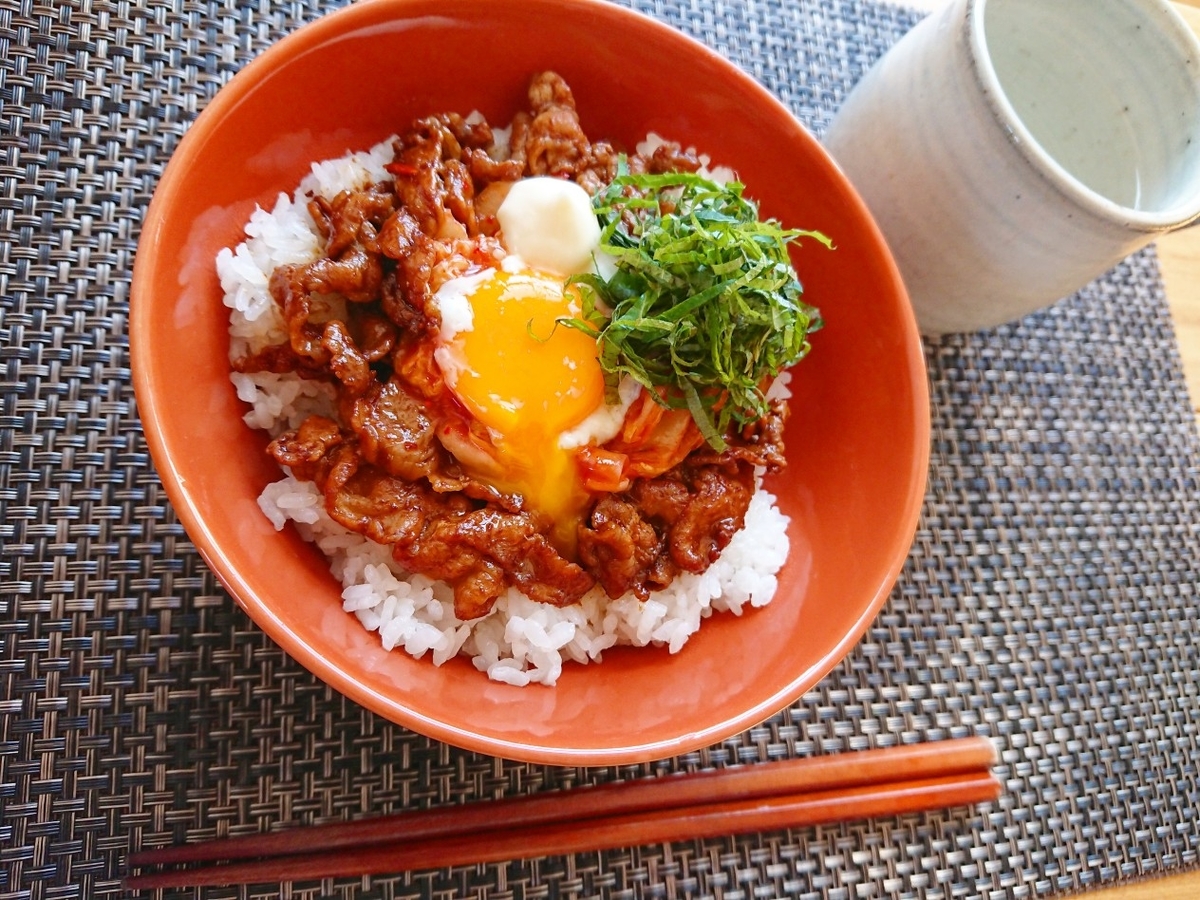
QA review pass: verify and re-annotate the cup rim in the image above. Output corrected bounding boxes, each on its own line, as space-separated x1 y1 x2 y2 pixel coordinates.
967 0 1200 232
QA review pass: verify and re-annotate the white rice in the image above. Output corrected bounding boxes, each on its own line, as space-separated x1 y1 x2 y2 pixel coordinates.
220 133 790 686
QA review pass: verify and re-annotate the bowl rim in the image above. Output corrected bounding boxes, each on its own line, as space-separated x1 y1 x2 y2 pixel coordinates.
130 0 930 765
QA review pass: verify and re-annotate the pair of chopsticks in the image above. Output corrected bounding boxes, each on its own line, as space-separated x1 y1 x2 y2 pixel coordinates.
125 736 1000 889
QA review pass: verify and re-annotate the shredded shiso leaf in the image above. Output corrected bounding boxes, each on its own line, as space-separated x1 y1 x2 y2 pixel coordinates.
566 167 829 450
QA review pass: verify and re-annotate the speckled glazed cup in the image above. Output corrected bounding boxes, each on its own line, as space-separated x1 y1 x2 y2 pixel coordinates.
824 0 1200 335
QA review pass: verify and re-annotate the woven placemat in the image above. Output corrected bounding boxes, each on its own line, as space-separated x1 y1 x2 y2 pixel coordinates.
3 0 1200 897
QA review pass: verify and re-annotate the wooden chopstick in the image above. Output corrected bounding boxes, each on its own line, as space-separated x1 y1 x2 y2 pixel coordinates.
125 736 1000 890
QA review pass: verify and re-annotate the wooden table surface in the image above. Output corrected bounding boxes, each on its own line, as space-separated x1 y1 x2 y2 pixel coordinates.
886 1 1200 897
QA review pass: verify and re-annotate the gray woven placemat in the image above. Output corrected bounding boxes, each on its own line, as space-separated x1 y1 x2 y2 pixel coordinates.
4 0 1200 897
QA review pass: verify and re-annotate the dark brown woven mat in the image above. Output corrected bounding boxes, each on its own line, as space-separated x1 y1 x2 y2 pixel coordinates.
3 0 1200 897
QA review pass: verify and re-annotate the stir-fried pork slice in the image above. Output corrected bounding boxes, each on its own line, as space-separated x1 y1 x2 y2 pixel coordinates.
320 320 373 396
575 496 667 599
398 507 596 618
309 183 398 259
239 186 401 383
522 72 591 177
377 207 507 326
268 415 345 484
644 142 704 175
347 380 441 482
638 461 757 573
577 459 758 599
267 416 594 619
231 342 331 380
390 116 482 240
344 378 528 512
689 399 789 473
509 70 702 192
466 152 524 188
352 309 398 363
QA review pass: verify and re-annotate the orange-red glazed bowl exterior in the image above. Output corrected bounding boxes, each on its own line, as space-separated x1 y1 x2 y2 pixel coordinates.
131 0 929 765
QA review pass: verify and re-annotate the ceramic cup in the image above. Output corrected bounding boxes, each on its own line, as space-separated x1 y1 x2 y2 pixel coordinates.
823 0 1200 335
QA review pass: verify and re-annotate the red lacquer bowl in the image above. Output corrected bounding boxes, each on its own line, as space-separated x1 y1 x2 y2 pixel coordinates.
131 0 929 765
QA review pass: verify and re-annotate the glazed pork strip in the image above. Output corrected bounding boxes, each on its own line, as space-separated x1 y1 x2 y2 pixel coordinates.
268 416 596 620
578 402 788 600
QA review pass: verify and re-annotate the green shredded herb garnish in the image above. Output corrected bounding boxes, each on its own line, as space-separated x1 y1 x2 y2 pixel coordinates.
565 167 829 450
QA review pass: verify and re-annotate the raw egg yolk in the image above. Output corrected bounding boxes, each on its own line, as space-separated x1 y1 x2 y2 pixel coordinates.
441 267 606 551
